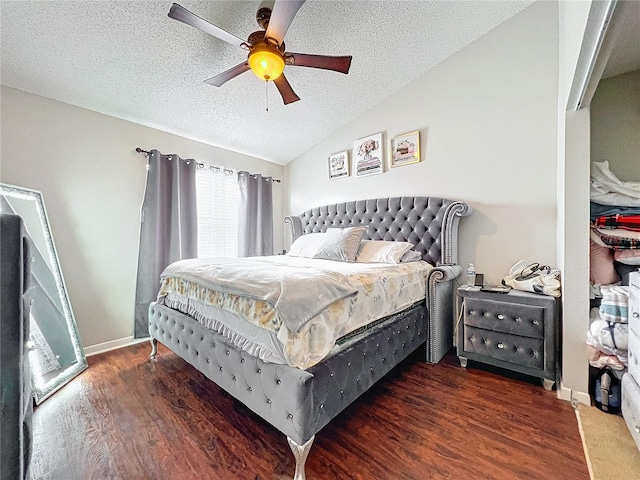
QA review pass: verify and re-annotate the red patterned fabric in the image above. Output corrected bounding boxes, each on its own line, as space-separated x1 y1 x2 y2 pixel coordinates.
590 223 640 250
595 214 640 232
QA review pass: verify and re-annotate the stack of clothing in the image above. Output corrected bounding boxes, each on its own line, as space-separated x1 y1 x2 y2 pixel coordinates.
587 285 629 370
589 161 640 289
588 161 640 374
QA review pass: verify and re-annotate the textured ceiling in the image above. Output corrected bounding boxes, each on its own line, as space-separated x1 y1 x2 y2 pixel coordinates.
1 0 534 165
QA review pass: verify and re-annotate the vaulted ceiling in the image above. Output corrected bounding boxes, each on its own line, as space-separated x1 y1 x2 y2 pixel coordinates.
1 1 536 165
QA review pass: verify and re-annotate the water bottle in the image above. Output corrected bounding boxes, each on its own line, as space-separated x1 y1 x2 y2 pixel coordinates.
467 263 476 286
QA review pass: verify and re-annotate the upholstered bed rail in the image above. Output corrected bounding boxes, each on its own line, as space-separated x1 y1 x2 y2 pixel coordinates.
149 301 426 446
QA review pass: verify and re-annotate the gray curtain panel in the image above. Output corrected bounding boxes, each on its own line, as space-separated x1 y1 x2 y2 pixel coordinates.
237 172 274 257
134 150 197 338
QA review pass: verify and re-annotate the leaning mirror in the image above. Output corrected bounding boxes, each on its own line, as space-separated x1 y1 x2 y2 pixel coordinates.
0 183 87 404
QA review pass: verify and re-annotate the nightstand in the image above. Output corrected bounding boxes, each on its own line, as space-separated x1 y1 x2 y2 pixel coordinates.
456 287 560 390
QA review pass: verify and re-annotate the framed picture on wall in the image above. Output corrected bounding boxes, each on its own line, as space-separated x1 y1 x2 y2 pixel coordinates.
328 150 349 179
353 132 383 177
390 131 420 167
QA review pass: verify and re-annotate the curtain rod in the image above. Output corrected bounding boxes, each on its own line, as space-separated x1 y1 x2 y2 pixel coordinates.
135 148 281 183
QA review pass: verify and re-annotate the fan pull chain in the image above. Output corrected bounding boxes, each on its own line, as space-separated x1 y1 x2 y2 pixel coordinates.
265 80 269 112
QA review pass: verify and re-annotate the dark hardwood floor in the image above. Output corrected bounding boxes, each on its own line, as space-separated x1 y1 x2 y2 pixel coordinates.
29 342 589 480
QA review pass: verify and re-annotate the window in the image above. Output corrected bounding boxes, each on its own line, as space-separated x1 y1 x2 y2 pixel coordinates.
196 165 239 258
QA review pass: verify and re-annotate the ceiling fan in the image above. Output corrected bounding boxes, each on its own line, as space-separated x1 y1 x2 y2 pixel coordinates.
168 1 352 105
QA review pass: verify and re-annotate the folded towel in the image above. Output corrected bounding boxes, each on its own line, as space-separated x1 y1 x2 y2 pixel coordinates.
599 285 629 323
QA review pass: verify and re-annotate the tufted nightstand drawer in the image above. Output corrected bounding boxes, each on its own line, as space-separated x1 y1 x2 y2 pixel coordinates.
463 297 544 339
463 326 544 370
457 287 559 389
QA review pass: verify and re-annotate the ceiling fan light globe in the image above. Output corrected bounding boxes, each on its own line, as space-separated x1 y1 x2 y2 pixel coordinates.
248 47 285 81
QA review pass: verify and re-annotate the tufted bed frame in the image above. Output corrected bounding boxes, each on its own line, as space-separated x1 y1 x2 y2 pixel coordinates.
148 196 471 479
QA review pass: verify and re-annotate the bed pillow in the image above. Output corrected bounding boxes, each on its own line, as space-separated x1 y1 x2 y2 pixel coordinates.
400 250 423 263
313 226 368 262
356 240 415 264
286 232 327 258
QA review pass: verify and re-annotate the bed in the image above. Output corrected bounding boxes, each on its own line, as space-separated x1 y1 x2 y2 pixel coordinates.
148 196 471 479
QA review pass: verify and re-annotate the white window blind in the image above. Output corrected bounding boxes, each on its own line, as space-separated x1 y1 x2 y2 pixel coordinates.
196 165 239 258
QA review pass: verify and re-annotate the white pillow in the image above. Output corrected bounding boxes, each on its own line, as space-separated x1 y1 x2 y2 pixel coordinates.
355 240 415 264
286 232 327 258
313 226 368 262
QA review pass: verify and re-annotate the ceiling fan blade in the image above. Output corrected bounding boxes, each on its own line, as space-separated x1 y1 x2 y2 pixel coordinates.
203 62 250 87
168 3 246 48
286 53 352 74
265 0 305 47
273 74 300 105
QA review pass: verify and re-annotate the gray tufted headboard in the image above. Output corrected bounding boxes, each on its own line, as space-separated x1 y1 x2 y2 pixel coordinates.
285 196 471 266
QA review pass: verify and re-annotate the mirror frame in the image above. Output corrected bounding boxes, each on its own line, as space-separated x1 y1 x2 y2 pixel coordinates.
0 183 87 404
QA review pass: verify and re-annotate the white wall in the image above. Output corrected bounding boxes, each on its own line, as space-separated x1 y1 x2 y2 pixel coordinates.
562 106 591 401
557 0 593 402
591 69 640 180
286 1 559 286
0 86 285 350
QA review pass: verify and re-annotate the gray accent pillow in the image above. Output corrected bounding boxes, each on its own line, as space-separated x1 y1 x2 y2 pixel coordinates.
400 250 423 263
313 226 368 263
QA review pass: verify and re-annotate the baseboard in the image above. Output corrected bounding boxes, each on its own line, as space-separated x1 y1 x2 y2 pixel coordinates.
573 390 592 406
84 336 149 357
558 382 591 406
558 385 572 401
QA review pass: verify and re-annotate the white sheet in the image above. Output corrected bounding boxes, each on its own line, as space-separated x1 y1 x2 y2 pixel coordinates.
591 161 640 206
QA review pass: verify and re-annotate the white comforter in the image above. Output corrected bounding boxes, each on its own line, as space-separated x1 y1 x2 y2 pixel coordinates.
158 256 432 369
161 256 357 333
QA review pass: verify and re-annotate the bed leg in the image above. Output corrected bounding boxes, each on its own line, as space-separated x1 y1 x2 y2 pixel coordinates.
287 435 314 480
149 337 158 359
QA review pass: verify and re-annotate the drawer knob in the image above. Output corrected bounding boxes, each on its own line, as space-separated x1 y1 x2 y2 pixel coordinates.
497 342 504 349
633 312 639 319
635 426 640 433
497 314 505 320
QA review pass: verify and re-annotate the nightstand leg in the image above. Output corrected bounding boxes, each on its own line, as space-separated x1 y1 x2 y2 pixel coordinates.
459 356 467 368
542 378 555 391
